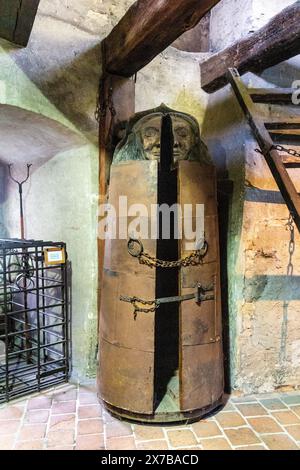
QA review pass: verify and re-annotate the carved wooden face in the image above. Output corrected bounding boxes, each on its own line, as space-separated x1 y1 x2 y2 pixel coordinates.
136 114 196 162
172 116 196 163
138 116 161 160
113 107 206 165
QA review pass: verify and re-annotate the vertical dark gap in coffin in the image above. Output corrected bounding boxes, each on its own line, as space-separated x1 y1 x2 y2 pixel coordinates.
154 114 179 410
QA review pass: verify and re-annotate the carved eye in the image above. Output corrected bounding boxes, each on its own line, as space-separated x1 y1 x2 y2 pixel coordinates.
175 127 189 138
144 127 160 137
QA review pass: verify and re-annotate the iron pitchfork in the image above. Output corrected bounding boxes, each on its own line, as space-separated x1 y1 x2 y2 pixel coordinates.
7 164 33 362
8 164 32 239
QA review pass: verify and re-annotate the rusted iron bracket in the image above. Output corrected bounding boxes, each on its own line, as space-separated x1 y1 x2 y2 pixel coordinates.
120 283 214 311
227 68 300 233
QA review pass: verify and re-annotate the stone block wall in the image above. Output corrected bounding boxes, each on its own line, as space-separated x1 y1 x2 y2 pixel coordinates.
204 0 300 393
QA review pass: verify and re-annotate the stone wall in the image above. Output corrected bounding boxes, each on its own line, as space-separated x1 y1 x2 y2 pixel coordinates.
205 0 300 393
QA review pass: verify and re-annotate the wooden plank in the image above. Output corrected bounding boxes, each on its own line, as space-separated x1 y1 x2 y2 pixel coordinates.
104 0 220 77
201 2 300 93
0 0 40 46
249 88 295 105
265 121 300 130
228 68 300 232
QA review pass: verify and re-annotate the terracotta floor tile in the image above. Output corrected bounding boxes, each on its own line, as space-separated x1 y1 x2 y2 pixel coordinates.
167 429 198 448
4 383 300 451
272 411 300 425
48 445 75 450
231 395 258 403
285 425 300 441
137 440 169 450
105 420 133 438
19 424 47 441
49 414 76 431
259 399 287 411
290 406 300 418
281 395 300 406
0 419 20 435
134 425 165 441
47 430 75 447
78 405 102 419
15 440 44 450
247 417 282 434
216 412 246 428
106 436 136 450
0 434 15 450
51 401 76 415
201 438 232 450
75 434 105 450
79 384 97 393
236 403 268 417
224 428 260 446
262 434 299 450
27 396 52 410
192 421 222 438
0 406 24 420
79 393 99 405
25 410 49 424
221 402 236 412
52 389 77 402
103 411 118 424
78 419 103 435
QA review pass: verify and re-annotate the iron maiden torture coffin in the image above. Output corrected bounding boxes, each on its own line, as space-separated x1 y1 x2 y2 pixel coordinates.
98 105 224 423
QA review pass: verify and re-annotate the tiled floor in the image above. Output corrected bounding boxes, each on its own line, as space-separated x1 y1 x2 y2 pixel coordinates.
1 383 300 450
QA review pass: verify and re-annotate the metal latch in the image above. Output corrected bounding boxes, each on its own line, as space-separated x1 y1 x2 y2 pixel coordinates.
195 283 214 305
120 283 214 320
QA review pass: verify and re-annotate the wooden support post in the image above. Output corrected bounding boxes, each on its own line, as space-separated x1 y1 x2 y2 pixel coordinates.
104 0 221 77
0 0 40 46
201 2 300 93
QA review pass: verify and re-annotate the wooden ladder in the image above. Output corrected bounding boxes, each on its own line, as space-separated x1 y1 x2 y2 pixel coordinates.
227 68 300 232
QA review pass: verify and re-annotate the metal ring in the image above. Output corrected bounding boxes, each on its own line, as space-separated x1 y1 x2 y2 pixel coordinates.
200 240 209 257
127 238 143 258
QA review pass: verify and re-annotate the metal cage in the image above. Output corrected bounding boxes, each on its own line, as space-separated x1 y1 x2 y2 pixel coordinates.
0 238 70 403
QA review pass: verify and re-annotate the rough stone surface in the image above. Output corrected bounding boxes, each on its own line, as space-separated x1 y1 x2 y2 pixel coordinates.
205 0 300 394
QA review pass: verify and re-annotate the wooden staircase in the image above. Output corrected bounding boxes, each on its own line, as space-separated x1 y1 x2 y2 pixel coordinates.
228 68 300 232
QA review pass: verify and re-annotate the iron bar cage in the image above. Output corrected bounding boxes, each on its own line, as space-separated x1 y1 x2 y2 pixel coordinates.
0 238 70 403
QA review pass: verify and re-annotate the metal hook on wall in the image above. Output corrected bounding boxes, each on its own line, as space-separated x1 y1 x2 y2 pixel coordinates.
7 164 32 240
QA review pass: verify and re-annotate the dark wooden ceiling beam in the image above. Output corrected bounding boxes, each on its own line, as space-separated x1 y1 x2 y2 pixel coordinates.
103 0 221 77
0 0 40 46
201 2 300 93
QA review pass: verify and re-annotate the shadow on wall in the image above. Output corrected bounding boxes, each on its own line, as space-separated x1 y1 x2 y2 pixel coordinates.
12 42 102 144
201 85 249 393
260 57 300 88
0 104 86 170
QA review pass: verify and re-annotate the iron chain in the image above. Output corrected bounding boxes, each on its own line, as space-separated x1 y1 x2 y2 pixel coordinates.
272 144 300 158
286 213 295 277
128 238 208 269
120 296 159 320
256 145 300 158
